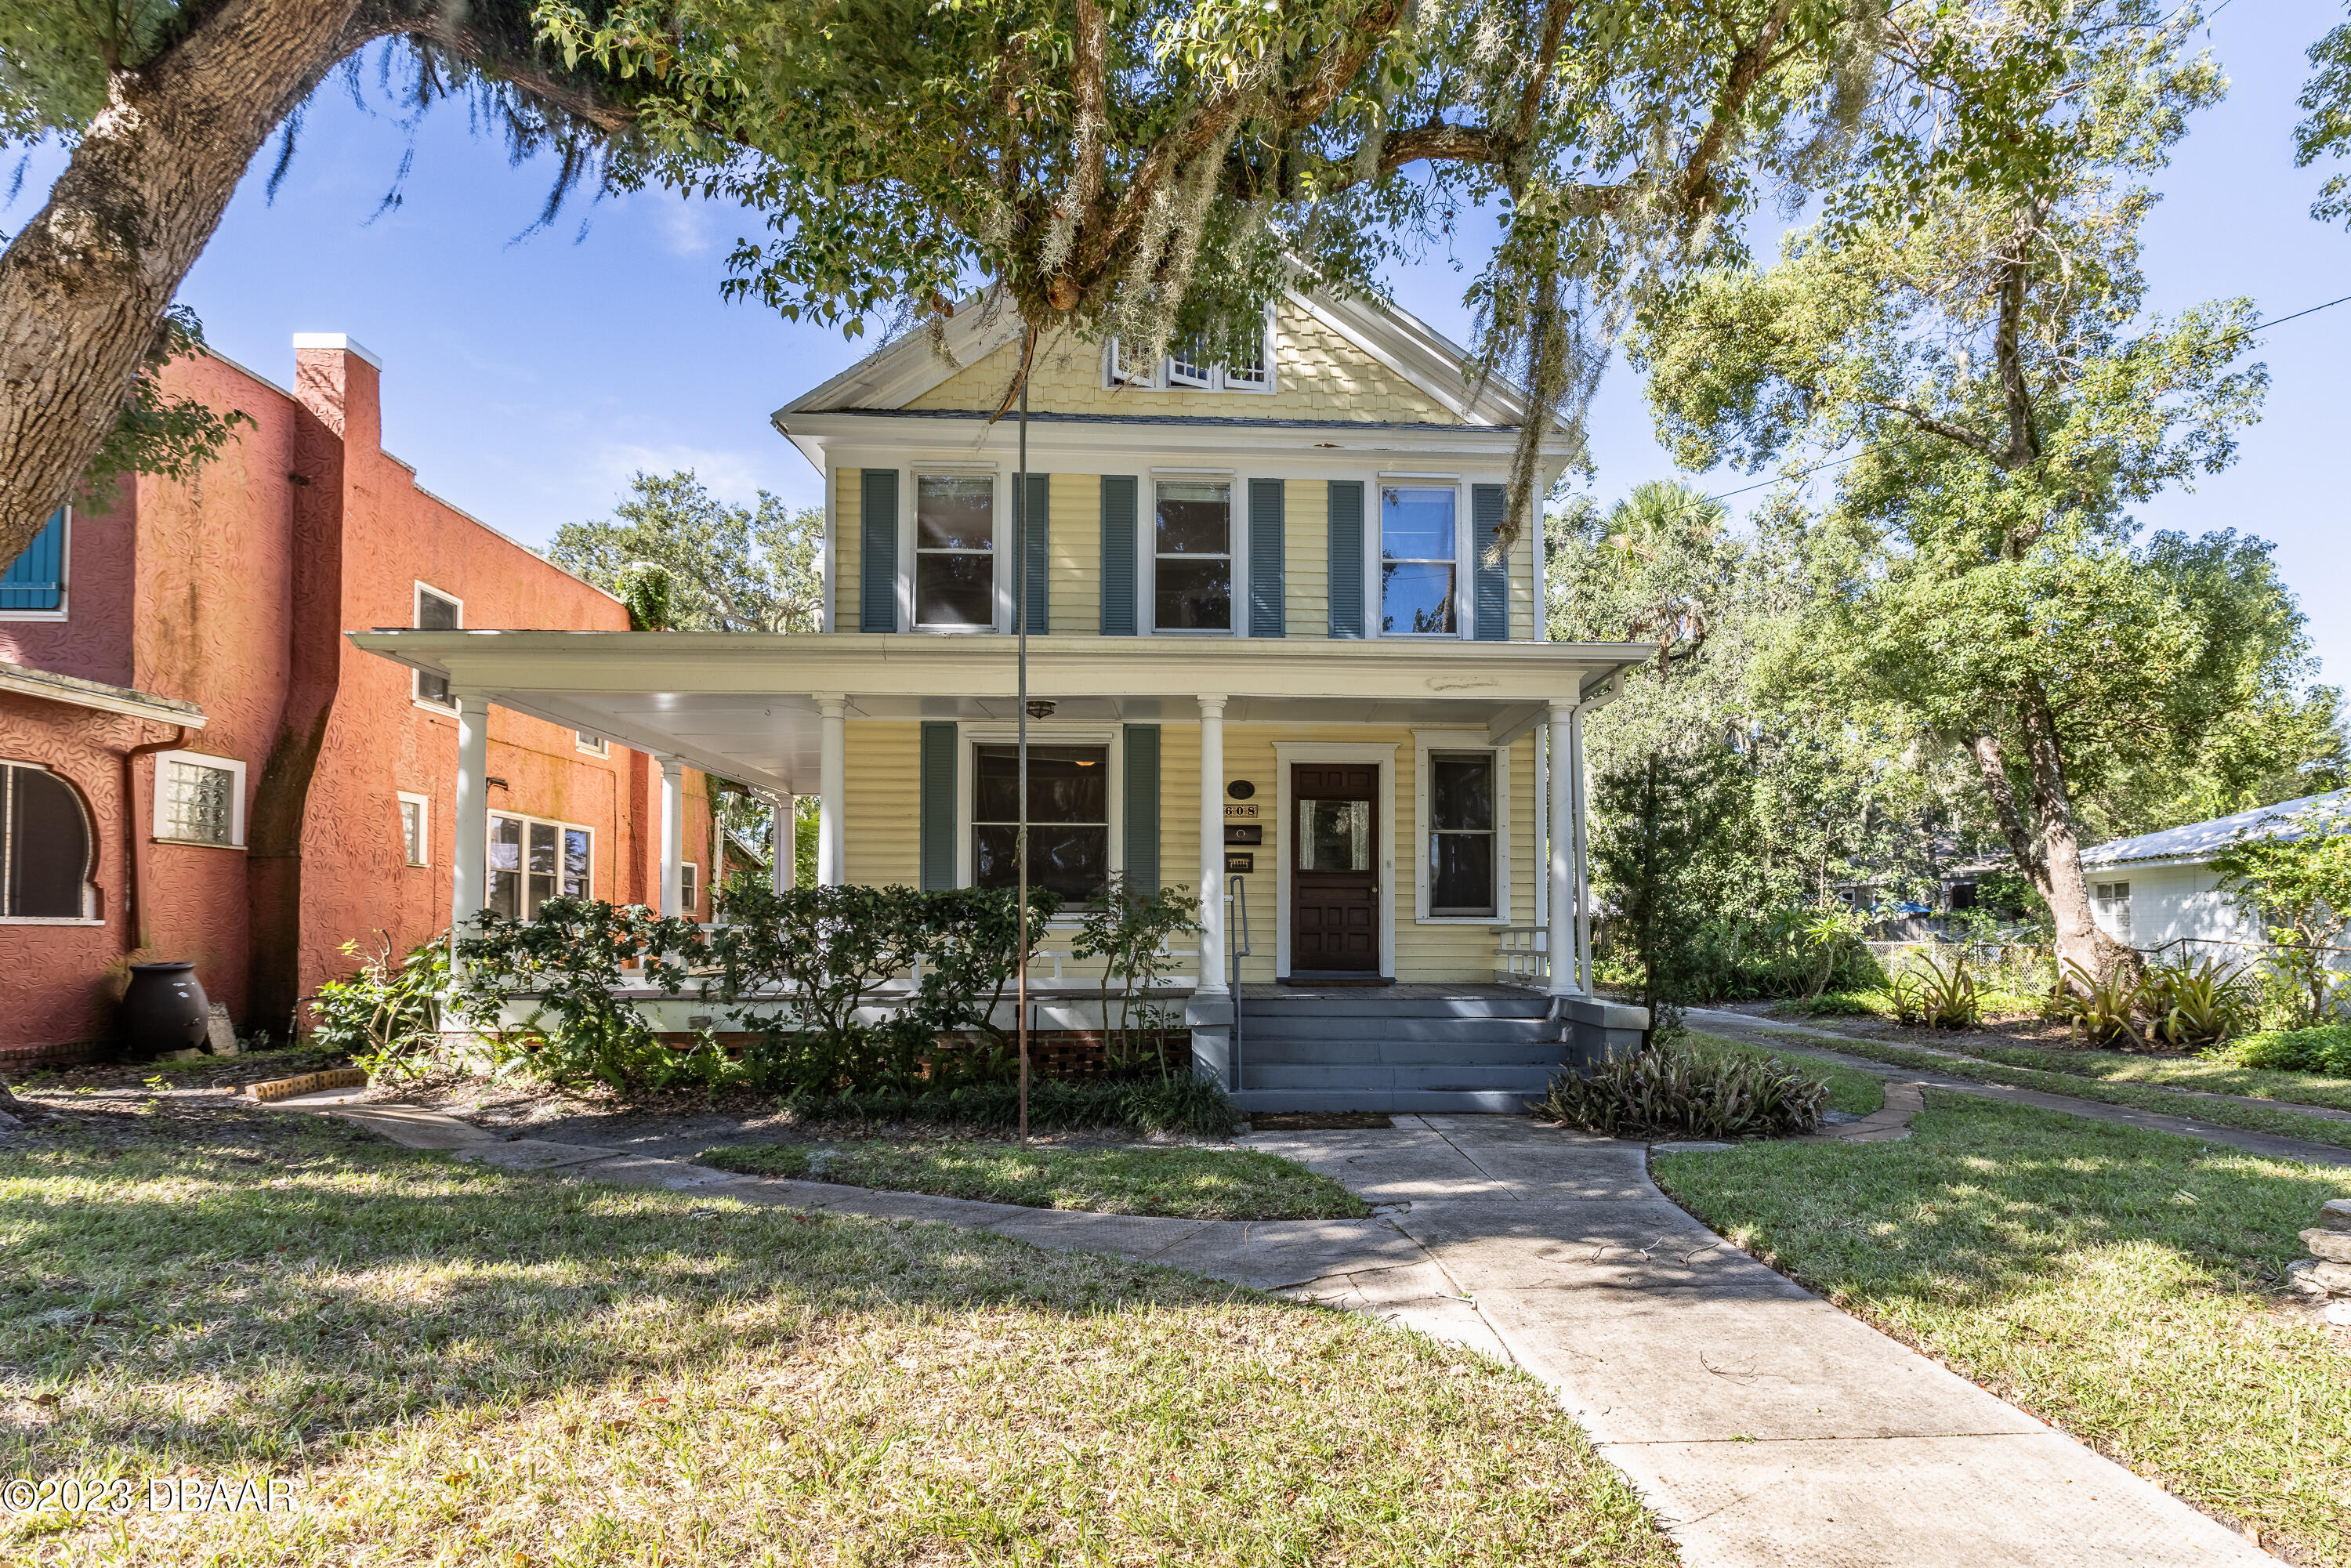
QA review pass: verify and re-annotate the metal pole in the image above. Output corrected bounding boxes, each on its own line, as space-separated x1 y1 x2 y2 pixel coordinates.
1016 347 1031 1143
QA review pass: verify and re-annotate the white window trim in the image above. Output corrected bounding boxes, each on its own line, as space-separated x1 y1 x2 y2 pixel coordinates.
150 748 247 849
0 759 100 923
1271 741 1398 980
2092 879 2132 940
412 580 463 712
679 859 700 917
397 791 432 867
901 462 1010 635
575 731 610 757
1102 308 1277 395
1411 730 1511 925
0 505 70 623
487 809 596 915
952 722 1125 914
1143 475 1245 639
1371 478 1471 642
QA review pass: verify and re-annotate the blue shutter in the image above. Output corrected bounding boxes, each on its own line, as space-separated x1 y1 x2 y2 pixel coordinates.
1123 725 1161 893
919 722 958 890
1248 478 1284 638
1327 481 1364 639
1019 472 1051 634
859 469 898 632
1 509 66 612
1472 483 1509 641
1100 476 1139 636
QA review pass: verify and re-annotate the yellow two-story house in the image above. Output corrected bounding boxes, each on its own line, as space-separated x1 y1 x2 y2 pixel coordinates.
357 286 1655 1110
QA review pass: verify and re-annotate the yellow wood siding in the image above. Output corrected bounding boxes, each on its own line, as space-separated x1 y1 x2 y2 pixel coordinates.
906 299 1462 424
831 465 860 632
1512 519 1538 643
842 720 920 887
1283 479 1328 639
1510 733 1538 925
1049 471 1099 636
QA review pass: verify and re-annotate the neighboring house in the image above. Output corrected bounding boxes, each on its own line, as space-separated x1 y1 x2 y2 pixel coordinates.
355 288 1657 1110
2080 791 2346 956
0 335 712 1063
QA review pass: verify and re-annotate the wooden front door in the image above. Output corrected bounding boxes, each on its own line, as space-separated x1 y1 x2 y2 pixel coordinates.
1291 763 1380 973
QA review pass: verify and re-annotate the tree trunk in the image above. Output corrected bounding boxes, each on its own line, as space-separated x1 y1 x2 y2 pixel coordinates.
0 0 374 561
2014 687 2137 987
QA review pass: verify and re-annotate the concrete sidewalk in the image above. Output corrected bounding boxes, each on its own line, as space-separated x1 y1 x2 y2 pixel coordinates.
276 1091 2273 1566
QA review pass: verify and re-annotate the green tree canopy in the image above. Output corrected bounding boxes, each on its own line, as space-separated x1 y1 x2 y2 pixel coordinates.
547 469 824 633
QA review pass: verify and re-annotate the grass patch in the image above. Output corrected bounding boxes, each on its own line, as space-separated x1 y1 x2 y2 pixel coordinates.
1654 1092 2351 1562
1962 1042 2351 1116
1740 1028 2351 1152
699 1139 1371 1220
1 1098 1668 1566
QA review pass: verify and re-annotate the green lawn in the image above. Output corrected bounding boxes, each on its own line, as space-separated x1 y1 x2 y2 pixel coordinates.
1 1099 1673 1567
1653 1082 2351 1563
1961 1042 2351 1115
1730 1027 2351 1153
699 1139 1369 1220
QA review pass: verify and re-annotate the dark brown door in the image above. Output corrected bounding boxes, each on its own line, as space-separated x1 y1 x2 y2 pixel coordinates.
1291 763 1379 973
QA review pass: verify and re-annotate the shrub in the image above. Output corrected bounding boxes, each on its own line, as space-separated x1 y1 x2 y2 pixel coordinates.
1528 1047 1828 1139
1887 951 1981 1030
2140 956 2258 1049
2212 1023 2351 1075
777 1072 1237 1137
307 933 446 1074
2049 960 2146 1048
454 899 708 1092
1071 874 1201 1074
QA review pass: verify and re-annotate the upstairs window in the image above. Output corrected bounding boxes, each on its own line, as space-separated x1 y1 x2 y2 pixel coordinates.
1428 752 1497 917
973 743 1108 904
0 509 67 616
1154 480 1232 632
1105 310 1273 393
2 762 92 919
575 732 609 757
915 473 996 629
414 583 461 708
1381 487 1458 636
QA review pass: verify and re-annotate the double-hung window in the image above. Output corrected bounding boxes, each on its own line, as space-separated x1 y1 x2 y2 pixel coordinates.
1154 480 1232 632
487 812 591 918
2092 880 2132 940
1381 487 1458 636
915 473 996 629
973 744 1109 904
414 583 462 708
1428 752 1497 917
679 861 701 918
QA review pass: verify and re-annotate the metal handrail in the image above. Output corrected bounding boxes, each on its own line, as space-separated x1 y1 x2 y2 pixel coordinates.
1227 876 1252 1092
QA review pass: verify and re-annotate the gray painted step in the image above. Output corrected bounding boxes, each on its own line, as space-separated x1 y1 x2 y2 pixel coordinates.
1243 1063 1561 1092
1232 1088 1539 1114
1238 1038 1568 1066
1235 997 1554 1020
1234 1016 1559 1044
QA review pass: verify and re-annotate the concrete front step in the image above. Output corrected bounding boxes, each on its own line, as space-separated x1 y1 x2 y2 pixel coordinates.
1241 1063 1562 1092
1238 1038 1569 1066
1233 1016 1561 1044
1232 1088 1541 1114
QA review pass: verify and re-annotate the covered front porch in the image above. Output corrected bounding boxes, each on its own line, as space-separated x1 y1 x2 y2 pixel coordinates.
350 629 1653 1106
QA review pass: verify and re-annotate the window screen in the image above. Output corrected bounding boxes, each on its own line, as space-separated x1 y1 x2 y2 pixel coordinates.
3 763 90 918
973 744 1110 904
1428 752 1495 916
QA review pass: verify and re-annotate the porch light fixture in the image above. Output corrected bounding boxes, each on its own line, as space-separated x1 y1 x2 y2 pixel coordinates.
1027 699 1056 719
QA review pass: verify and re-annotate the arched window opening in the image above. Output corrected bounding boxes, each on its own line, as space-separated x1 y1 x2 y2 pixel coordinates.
2 762 93 918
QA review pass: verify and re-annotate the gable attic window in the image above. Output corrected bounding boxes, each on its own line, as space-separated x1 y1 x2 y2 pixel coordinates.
1104 309 1273 393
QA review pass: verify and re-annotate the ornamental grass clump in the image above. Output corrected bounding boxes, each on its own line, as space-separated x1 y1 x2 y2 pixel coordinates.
1531 1047 1829 1139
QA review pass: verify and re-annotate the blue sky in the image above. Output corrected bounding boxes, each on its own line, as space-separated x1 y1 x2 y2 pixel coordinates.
5 1 2345 683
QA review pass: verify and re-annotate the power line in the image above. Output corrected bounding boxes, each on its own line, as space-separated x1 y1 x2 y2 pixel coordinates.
1685 289 2351 512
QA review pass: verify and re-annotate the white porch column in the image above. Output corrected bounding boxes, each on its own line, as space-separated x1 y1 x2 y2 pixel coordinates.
1570 702 1592 995
771 792 795 893
450 689 491 940
1547 701 1581 996
1533 724 1550 931
1196 694 1227 994
658 755 685 916
817 694 847 886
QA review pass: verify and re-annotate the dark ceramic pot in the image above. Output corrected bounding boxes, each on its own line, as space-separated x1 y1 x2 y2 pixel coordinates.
122 962 210 1057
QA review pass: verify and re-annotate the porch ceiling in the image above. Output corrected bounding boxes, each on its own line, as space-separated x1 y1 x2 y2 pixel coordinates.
346 630 1653 793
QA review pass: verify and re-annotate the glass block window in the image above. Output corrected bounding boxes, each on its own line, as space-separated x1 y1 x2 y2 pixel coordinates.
162 759 237 846
0 509 66 613
1428 752 1496 916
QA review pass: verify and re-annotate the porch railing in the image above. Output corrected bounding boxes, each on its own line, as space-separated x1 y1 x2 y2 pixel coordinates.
1494 925 1549 987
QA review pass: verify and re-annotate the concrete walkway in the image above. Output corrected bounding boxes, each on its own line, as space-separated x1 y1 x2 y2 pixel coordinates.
1690 1006 2351 1168
271 1087 2273 1565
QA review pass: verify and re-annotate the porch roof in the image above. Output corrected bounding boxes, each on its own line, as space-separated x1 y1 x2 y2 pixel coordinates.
346 629 1652 793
